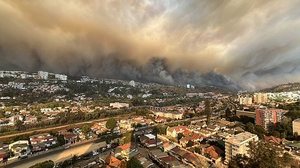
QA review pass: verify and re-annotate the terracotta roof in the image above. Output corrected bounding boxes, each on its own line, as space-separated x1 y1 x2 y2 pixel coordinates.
118 143 132 151
105 153 122 168
182 152 202 165
205 145 224 160
264 136 283 144
169 126 189 133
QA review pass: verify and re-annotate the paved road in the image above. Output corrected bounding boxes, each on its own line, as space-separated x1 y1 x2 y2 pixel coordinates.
6 141 104 168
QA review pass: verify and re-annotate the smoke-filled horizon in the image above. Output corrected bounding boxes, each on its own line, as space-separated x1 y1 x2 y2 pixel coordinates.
1 0 300 90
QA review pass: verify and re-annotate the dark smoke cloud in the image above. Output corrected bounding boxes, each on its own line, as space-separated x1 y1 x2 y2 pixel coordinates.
0 0 300 90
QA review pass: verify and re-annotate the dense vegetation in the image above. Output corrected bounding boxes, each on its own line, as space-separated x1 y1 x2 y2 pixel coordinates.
229 141 296 168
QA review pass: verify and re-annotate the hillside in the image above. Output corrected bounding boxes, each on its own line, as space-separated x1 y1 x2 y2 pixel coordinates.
261 83 300 92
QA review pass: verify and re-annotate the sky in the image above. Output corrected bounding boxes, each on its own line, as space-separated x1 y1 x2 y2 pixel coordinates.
0 0 300 90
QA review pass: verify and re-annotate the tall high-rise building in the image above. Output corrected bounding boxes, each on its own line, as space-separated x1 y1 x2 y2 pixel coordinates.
253 93 268 104
255 108 287 130
225 132 258 163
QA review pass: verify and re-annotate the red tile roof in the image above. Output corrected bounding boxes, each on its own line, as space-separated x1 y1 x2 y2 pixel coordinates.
118 143 132 151
105 153 122 168
204 145 224 160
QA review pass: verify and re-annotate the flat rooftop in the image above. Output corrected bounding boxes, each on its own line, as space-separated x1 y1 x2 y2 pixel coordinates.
227 132 257 145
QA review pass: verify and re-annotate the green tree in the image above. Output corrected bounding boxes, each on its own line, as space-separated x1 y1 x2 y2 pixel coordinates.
121 131 133 145
29 160 54 168
186 140 194 147
254 125 266 139
106 118 117 130
57 134 66 146
81 124 91 135
225 108 232 119
127 157 143 168
15 119 24 131
245 122 255 133
229 141 294 168
157 125 167 135
204 100 211 125
0 110 5 118
153 127 159 147
177 133 184 142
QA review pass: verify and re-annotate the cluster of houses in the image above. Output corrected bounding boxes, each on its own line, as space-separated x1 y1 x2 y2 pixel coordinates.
0 125 102 162
104 134 207 168
0 133 58 161
161 118 256 165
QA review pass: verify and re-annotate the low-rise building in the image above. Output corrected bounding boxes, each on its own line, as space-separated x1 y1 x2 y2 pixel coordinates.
59 130 78 144
140 134 162 148
30 133 57 152
166 126 190 139
91 122 108 135
9 140 31 157
152 111 183 120
115 143 137 160
109 102 129 109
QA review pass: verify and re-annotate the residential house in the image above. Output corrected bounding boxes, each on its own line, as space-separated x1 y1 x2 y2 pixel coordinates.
110 102 129 109
139 134 163 148
119 120 134 131
166 126 191 139
137 156 155 168
23 115 38 125
9 140 31 157
105 153 123 168
115 143 137 160
264 135 283 145
59 130 77 144
179 133 203 147
91 122 108 135
149 149 186 168
30 133 57 152
162 142 176 152
204 145 224 162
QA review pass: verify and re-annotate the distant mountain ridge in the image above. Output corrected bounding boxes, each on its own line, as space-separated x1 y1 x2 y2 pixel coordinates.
261 83 300 92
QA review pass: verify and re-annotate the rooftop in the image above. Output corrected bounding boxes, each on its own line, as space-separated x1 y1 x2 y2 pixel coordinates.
227 132 257 145
294 118 300 123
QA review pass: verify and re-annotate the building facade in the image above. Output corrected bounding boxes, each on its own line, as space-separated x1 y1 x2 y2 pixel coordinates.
225 132 258 163
293 118 300 136
255 108 287 130
38 71 49 80
239 96 253 105
253 93 269 104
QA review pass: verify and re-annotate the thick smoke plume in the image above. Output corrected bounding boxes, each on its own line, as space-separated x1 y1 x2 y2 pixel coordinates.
1 0 300 90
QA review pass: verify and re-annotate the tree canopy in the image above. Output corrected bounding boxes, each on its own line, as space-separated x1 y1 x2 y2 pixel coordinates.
229 141 294 168
106 118 117 130
127 157 143 168
29 160 54 168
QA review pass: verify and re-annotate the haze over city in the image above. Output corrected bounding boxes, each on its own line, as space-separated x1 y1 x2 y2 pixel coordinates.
1 0 300 90
2 1 300 168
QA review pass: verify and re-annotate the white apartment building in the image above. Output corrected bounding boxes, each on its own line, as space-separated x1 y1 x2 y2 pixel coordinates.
253 93 269 104
225 132 258 163
55 74 67 81
239 96 253 105
109 102 129 109
293 118 300 135
38 71 49 80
